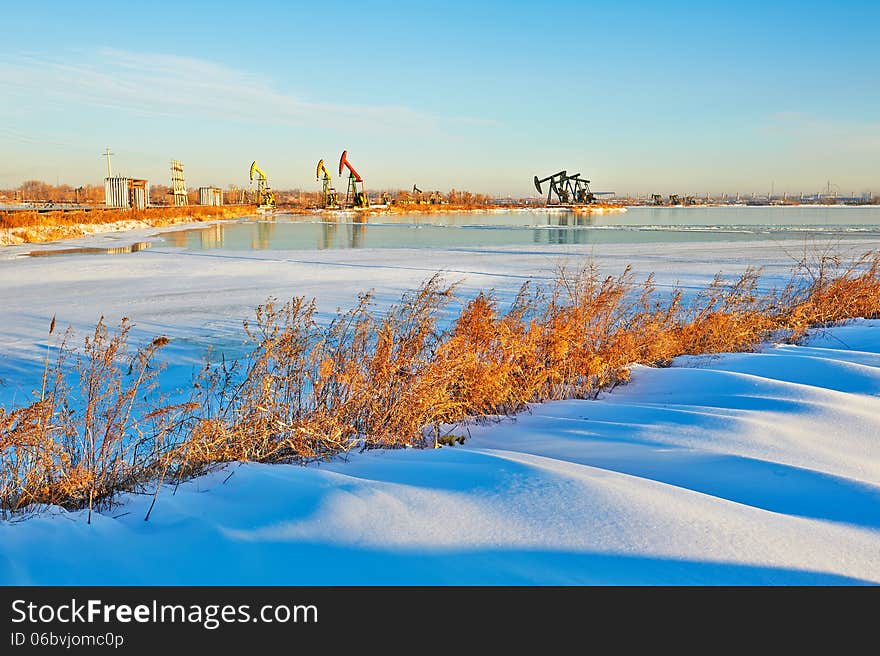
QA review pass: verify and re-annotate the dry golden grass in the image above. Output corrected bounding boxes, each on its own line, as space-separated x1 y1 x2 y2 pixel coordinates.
1 205 258 245
2 250 879 515
0 318 193 519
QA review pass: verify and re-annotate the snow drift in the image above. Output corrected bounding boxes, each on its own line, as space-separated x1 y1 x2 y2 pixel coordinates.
1 321 878 585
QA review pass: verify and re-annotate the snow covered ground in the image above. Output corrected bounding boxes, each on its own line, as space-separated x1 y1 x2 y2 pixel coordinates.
1 220 879 585
1 320 878 585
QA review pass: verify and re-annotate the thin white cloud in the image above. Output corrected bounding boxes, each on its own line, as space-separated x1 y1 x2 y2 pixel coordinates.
0 48 482 131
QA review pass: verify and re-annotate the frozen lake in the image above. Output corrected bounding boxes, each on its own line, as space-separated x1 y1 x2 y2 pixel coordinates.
147 206 880 253
3 209 880 403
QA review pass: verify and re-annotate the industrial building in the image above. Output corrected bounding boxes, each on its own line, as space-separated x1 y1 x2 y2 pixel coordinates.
198 187 224 206
104 177 149 210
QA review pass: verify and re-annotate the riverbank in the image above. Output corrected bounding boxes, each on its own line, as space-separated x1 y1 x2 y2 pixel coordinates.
1 203 633 246
0 205 259 246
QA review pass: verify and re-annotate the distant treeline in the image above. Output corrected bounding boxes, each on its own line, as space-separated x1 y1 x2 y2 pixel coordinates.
0 181 497 208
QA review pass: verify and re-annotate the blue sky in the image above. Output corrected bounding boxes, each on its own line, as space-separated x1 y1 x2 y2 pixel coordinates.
1 0 877 196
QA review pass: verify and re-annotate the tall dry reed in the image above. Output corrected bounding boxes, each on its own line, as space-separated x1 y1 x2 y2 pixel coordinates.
2 251 879 515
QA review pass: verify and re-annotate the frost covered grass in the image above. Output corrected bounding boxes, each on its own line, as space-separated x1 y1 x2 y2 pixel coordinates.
1 250 879 516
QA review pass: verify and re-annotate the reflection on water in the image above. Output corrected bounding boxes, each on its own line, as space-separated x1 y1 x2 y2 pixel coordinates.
321 221 337 250
163 230 188 248
319 218 366 249
163 223 281 250
27 241 153 257
152 208 880 253
253 222 275 250
535 212 597 244
352 215 366 249
25 208 880 257
165 223 268 250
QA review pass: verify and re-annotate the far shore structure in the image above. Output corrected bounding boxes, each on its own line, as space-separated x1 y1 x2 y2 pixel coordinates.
104 176 149 210
198 186 223 206
0 144 875 213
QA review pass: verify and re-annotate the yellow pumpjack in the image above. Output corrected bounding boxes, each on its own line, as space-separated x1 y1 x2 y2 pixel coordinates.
249 160 276 209
316 159 339 209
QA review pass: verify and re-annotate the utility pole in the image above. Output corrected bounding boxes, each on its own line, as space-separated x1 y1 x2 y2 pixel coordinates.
103 147 114 179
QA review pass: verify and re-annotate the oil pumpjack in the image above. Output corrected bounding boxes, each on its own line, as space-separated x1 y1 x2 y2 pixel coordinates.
534 169 614 206
338 150 368 208
567 173 597 204
316 159 339 208
249 160 276 209
534 171 570 204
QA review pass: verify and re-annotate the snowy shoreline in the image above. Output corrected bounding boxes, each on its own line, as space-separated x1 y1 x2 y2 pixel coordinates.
1 224 879 585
